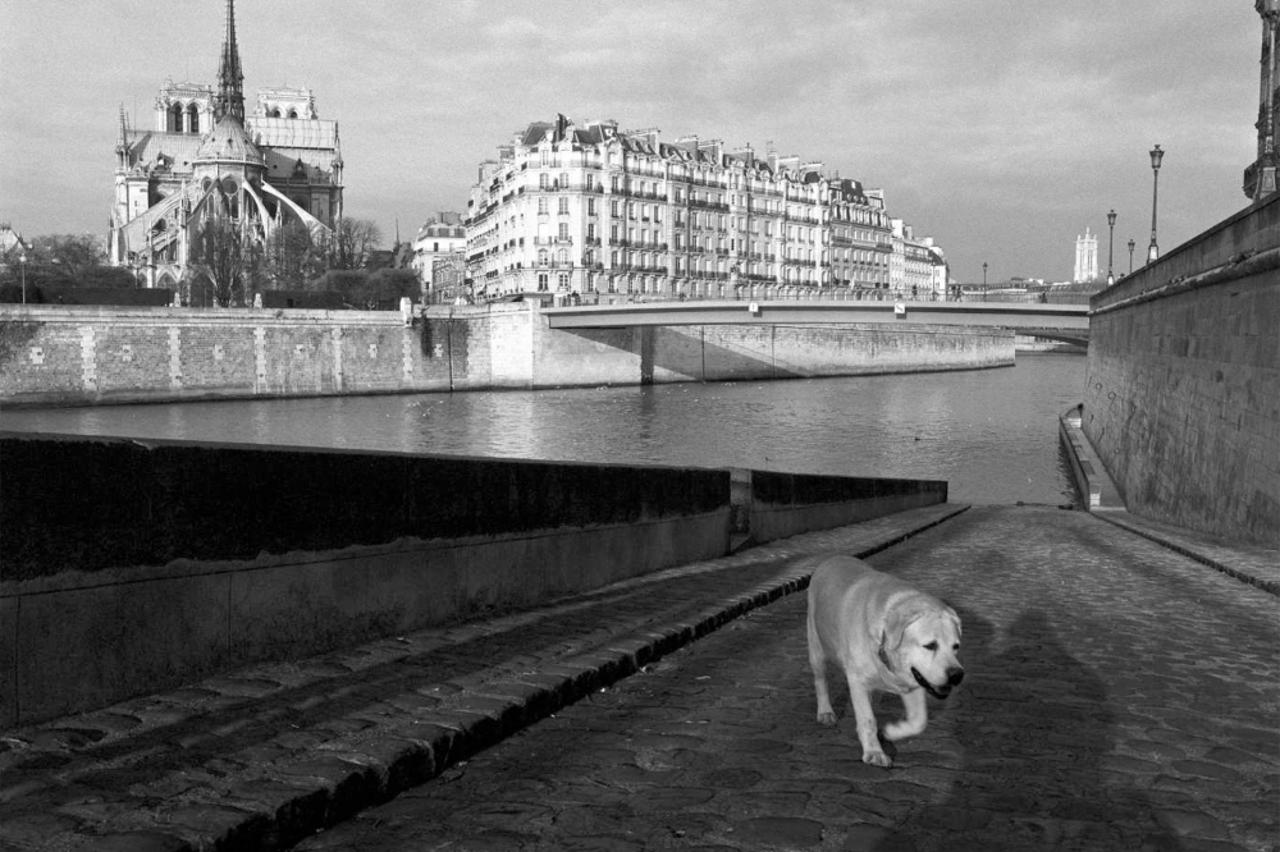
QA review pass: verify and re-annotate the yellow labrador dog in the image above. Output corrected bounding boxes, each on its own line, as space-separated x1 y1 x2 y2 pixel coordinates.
806 554 963 768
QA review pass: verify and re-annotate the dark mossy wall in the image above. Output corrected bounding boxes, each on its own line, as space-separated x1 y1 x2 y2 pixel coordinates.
0 434 729 582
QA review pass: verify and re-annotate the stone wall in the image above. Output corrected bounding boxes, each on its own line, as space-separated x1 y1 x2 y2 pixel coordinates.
0 304 1013 406
1083 194 1280 546
0 433 947 727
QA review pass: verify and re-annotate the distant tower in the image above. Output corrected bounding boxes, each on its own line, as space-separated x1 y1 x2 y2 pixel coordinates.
1245 0 1280 200
1074 228 1099 283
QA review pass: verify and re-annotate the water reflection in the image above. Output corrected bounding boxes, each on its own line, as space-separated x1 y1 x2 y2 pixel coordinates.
0 354 1085 505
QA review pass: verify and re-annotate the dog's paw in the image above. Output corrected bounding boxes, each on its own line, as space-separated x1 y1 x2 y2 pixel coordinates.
862 749 893 768
816 711 837 727
883 721 913 741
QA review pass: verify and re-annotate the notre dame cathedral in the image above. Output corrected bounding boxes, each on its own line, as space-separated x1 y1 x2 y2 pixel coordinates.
108 0 344 300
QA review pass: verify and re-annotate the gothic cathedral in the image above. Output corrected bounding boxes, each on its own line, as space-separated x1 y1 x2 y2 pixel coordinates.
108 0 344 301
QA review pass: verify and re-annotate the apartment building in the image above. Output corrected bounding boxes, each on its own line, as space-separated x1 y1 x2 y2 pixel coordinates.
466 115 942 302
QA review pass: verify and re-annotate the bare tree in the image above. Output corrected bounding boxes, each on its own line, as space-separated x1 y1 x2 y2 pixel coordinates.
188 213 250 307
325 217 382 270
260 219 324 290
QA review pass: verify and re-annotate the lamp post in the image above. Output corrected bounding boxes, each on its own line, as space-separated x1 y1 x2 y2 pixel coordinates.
982 261 988 288
1148 144 1164 263
19 253 27 304
1106 209 1116 285
1128 238 1135 274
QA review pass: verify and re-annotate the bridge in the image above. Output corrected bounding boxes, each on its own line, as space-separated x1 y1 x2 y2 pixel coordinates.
542 300 1090 345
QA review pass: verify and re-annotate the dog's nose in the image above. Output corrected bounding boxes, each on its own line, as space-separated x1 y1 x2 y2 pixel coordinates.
947 667 965 687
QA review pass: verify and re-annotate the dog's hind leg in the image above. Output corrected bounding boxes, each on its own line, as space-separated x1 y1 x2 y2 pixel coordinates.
884 688 927 742
807 611 837 726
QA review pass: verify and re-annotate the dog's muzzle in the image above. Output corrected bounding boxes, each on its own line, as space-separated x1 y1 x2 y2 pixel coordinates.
913 666 964 699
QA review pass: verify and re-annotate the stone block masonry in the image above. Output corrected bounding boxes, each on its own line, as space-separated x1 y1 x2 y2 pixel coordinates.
1084 193 1280 546
0 302 1013 407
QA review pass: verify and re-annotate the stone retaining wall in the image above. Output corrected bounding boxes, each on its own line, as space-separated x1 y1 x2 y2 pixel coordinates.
0 304 1013 406
0 433 947 727
1083 194 1280 546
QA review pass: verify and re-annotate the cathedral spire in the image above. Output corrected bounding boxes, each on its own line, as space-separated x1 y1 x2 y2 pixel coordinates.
213 0 245 123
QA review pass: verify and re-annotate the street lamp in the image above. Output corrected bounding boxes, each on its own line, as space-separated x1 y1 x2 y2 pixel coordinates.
19 253 27 304
1106 209 1116 285
1128 238 1135 274
1148 144 1164 263
982 261 988 288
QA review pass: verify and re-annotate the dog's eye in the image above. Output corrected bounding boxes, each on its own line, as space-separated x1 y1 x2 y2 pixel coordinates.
924 641 938 651
953 643 961 651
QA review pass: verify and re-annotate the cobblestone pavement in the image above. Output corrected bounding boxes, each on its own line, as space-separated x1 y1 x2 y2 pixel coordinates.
294 506 1280 852
0 505 963 852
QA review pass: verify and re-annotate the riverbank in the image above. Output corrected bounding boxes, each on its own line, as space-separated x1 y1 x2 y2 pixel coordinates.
0 302 1014 408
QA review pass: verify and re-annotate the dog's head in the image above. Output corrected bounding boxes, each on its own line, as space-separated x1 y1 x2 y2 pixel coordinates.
881 600 964 699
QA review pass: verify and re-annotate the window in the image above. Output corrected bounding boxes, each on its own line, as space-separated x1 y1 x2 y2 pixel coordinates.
559 172 569 188
586 173 595 190
539 172 549 189
587 198 597 216
538 197 548 214
558 196 569 214
558 272 570 290
558 222 569 240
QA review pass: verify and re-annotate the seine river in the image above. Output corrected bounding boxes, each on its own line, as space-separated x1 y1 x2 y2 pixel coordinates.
0 353 1085 506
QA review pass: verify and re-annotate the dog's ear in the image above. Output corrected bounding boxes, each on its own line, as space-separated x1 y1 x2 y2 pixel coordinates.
882 603 927 654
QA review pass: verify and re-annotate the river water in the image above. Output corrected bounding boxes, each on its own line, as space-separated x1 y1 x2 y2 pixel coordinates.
0 353 1086 506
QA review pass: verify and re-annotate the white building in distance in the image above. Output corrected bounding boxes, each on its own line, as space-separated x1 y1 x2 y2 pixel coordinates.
410 213 466 302
466 115 944 302
1073 228 1099 284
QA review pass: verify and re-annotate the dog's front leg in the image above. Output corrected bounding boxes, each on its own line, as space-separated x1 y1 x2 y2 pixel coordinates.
847 678 891 767
884 687 927 742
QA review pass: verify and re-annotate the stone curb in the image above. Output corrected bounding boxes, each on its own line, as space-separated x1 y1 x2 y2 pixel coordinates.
1059 404 1278 598
1094 512 1280 598
2 505 968 852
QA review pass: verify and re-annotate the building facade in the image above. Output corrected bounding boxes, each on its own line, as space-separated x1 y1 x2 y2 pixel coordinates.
1073 228 1099 284
1245 0 1280 200
411 213 467 301
108 0 343 299
465 116 943 302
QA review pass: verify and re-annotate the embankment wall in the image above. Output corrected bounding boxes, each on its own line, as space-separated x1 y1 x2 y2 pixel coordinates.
0 304 1013 406
0 433 946 727
1083 194 1280 545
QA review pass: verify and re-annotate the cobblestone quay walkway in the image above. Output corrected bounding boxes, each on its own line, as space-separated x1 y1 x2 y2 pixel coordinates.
297 506 1279 852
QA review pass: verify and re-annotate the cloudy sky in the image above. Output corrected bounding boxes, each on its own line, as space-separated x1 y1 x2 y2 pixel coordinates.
0 1 1260 282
